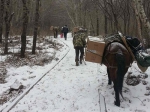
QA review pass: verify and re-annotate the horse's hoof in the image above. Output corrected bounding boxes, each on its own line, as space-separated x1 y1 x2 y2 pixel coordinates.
114 101 120 107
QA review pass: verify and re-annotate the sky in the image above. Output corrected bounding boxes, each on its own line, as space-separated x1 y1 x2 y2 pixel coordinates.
0 33 150 112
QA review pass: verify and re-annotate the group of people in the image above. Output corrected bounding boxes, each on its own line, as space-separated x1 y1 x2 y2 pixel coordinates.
51 25 87 66
51 25 69 40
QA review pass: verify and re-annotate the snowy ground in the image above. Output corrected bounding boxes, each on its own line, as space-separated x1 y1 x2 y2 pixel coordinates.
0 33 150 112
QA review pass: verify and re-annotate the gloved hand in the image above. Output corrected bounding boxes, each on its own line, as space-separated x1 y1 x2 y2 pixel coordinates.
84 45 87 48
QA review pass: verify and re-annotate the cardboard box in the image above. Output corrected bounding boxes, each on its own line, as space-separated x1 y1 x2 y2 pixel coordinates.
87 39 105 55
85 38 105 63
85 50 102 63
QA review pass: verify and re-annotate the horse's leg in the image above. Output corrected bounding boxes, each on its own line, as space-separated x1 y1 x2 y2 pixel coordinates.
107 68 112 85
114 50 125 106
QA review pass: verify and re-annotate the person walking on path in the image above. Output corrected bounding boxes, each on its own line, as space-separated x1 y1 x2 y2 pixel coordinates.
62 25 69 40
53 26 59 38
60 27 63 38
50 26 59 38
73 28 87 66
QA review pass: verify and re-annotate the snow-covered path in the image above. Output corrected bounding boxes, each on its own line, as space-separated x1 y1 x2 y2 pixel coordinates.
9 34 102 112
3 33 150 112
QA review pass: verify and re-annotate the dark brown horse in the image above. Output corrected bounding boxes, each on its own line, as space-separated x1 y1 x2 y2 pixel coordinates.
102 41 133 106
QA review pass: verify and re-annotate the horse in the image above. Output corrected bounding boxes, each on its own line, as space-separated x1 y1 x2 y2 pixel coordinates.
102 34 142 106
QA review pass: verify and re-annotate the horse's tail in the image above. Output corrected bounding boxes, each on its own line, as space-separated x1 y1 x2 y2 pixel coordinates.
116 49 125 99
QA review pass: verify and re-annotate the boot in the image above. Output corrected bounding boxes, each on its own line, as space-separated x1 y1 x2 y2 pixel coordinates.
80 60 82 64
80 57 83 64
75 57 79 66
76 61 79 66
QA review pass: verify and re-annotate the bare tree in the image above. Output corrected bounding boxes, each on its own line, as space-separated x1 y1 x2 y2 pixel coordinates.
59 0 77 26
92 0 124 33
21 0 29 58
4 0 14 54
143 0 150 19
132 0 142 40
59 0 90 28
0 0 4 43
132 0 150 47
32 0 41 54
136 0 150 31
120 0 131 35
96 7 100 36
1 0 149 44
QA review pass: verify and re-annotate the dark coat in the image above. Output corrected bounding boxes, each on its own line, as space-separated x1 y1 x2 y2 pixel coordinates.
62 26 68 33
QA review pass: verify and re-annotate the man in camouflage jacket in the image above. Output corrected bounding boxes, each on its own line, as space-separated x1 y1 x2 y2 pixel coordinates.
73 28 87 66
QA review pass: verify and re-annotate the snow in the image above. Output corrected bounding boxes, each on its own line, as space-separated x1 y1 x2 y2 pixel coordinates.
0 33 150 112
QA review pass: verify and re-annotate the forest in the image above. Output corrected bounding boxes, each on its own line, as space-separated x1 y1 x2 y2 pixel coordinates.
0 1 150 111
0 0 150 57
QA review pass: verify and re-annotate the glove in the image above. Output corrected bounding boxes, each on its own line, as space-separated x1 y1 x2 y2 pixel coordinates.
84 45 87 48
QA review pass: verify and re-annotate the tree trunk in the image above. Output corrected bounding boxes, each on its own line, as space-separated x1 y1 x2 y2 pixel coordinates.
110 20 113 33
136 0 150 47
83 9 87 28
89 12 95 36
4 0 9 54
132 0 142 40
96 8 99 36
127 0 130 35
123 15 127 35
114 14 119 33
21 0 29 58
60 0 76 26
0 0 4 43
79 1 82 26
4 0 14 54
127 11 130 35
137 0 150 31
32 0 40 54
104 15 108 34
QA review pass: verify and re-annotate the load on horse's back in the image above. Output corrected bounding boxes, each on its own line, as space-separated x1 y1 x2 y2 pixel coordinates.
102 32 150 106
72 26 88 37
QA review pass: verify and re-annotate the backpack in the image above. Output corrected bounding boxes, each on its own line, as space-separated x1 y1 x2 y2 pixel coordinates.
135 51 150 67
